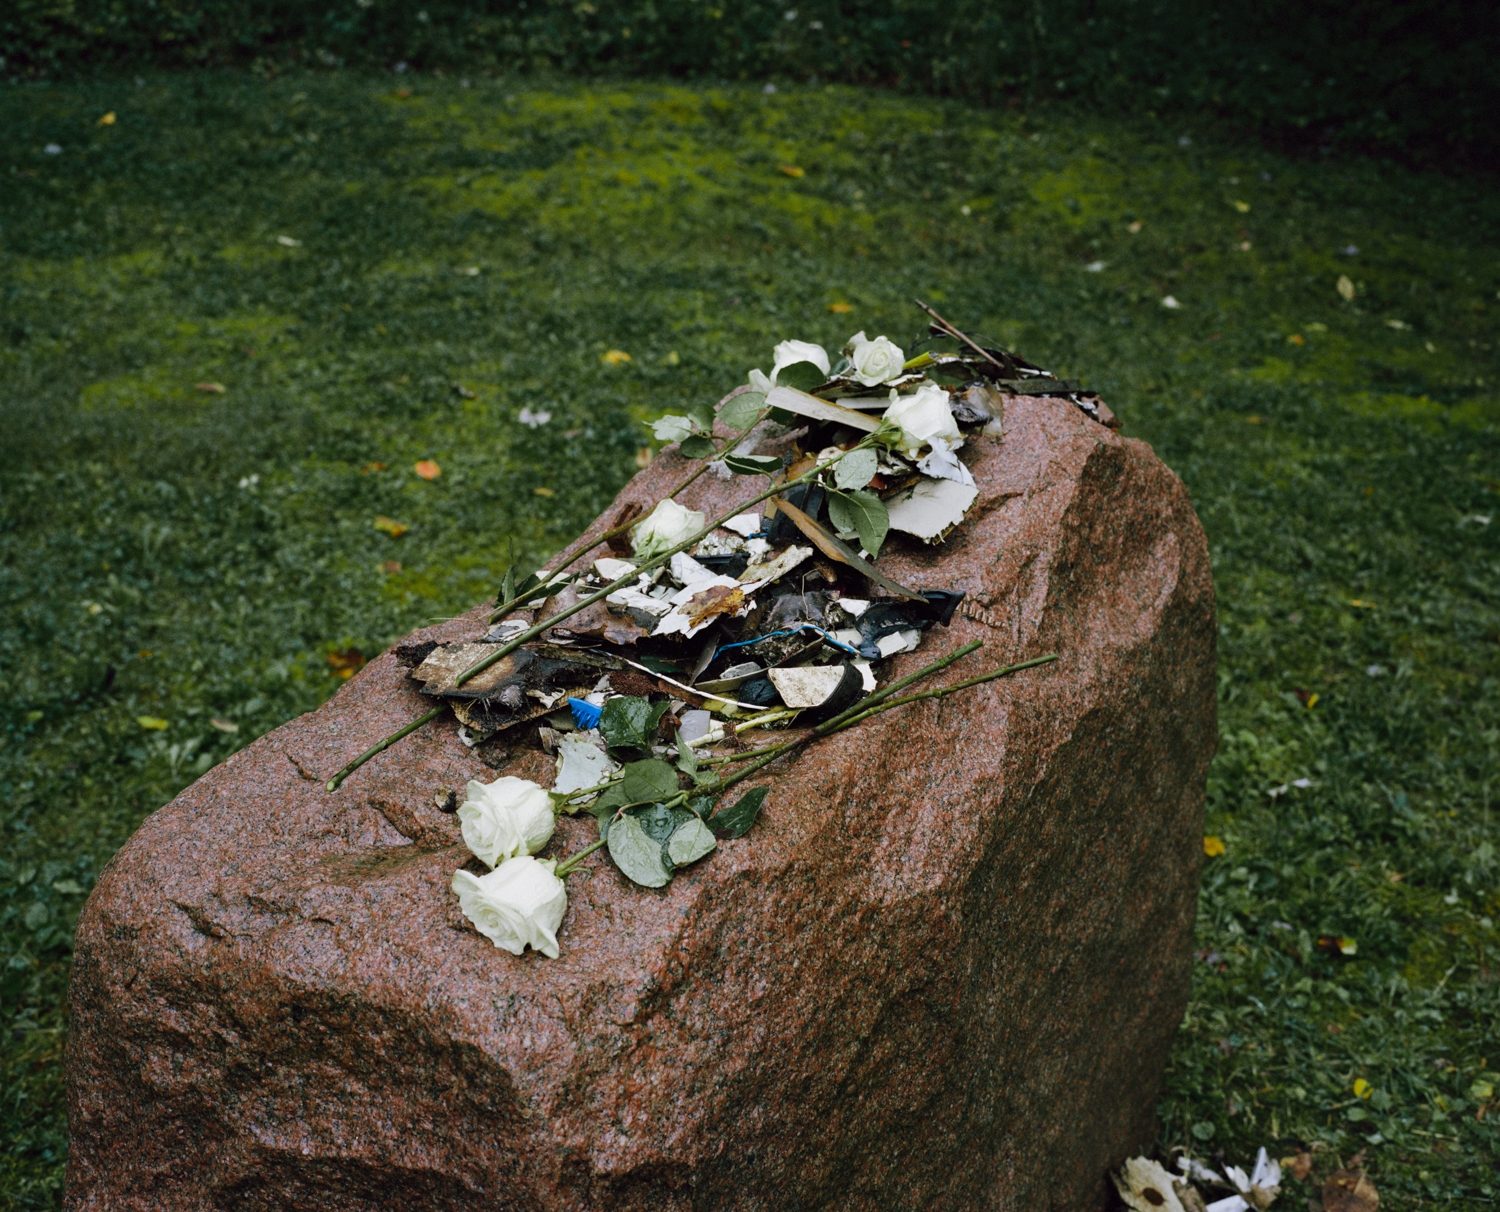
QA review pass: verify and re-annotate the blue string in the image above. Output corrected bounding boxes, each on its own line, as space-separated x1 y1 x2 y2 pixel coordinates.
715 624 860 659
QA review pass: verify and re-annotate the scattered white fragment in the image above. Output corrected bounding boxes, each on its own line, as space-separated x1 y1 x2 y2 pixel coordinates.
652 574 746 638
593 557 637 581
1161 294 1183 310
837 597 870 617
485 618 529 643
1365 663 1387 677
553 734 617 800
875 629 922 658
518 406 552 428
885 477 979 542
607 576 674 618
1459 513 1492 527
767 665 849 708
275 234 302 247
917 440 975 485
1085 260 1108 272
1113 1157 1187 1212
677 709 714 744
669 551 716 585
723 512 763 537
740 543 813 590
852 660 877 691
831 627 864 648
44 143 62 155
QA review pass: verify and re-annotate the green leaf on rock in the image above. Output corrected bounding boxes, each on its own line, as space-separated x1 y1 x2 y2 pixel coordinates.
828 489 890 558
712 786 769 838
667 817 718 866
678 435 717 460
607 812 672 888
620 758 680 803
600 695 668 753
674 729 698 777
723 454 782 476
832 447 878 491
720 392 766 431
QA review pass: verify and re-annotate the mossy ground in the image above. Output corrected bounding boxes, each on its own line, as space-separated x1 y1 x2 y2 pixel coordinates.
2 73 1496 1208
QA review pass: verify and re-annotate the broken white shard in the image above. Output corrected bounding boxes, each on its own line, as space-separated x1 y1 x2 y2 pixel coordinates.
593 557 637 581
885 476 979 542
836 597 870 617
875 628 922 658
740 543 813 590
606 575 674 618
916 440 975 486
652 574 746 638
831 627 864 648
553 733 617 802
852 659 877 691
669 551 716 585
693 530 745 557
678 709 714 744
767 665 849 709
723 512 763 537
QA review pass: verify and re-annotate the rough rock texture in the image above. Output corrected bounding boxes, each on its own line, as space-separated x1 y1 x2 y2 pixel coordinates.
66 396 1216 1211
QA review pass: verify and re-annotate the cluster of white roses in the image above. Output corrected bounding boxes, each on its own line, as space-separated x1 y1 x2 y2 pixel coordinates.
449 776 568 959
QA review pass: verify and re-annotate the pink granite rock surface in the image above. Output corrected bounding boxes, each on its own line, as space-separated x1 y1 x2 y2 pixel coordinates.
66 395 1215 1210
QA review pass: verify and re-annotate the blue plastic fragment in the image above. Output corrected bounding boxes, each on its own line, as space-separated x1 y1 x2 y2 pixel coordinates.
567 697 603 729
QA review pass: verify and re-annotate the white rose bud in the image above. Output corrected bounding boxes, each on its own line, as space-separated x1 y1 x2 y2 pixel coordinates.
457 776 556 868
451 856 568 958
883 381 960 455
847 332 906 386
630 498 706 560
769 338 830 384
649 414 697 443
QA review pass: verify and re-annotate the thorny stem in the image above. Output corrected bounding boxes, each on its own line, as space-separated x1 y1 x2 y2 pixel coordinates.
554 837 607 878
710 650 1058 783
324 706 446 792
327 441 866 789
487 406 771 623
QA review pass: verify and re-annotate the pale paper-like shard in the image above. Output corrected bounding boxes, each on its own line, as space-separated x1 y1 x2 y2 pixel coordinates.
767 665 850 708
722 512 763 537
739 543 812 590
885 477 979 542
765 385 882 433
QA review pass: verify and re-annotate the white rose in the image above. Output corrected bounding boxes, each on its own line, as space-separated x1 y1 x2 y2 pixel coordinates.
457 776 555 868
631 498 706 560
451 856 568 958
883 381 960 455
649 414 697 443
846 332 906 386
769 339 830 384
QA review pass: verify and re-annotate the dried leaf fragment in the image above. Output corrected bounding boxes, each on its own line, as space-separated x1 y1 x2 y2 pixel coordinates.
413 459 442 480
1322 1168 1379 1211
373 515 409 538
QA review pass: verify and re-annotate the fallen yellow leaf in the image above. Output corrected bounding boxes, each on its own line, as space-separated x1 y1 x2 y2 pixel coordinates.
1127 219 1144 234
98 111 117 126
1348 598 1376 609
1203 835 1226 858
1287 333 1305 346
1305 692 1320 709
373 516 409 538
777 164 805 178
602 349 632 366
1353 1077 1373 1099
136 716 169 731
828 301 854 314
533 486 556 497
413 459 442 480
1232 199 1250 213
1337 274 1357 301
194 381 227 394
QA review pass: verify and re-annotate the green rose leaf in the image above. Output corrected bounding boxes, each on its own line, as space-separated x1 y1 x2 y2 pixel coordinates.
827 489 890 558
687 794 716 819
674 728 698 777
636 801 682 843
712 786 769 839
723 454 782 476
667 817 718 867
589 782 632 839
832 447 878 491
600 695 669 753
720 391 766 431
607 811 672 888
620 758 680 804
678 434 717 460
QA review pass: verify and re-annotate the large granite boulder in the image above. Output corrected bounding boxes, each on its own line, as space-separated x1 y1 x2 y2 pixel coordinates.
66 395 1215 1210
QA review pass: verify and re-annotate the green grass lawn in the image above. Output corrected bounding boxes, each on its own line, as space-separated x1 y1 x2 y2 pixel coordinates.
2 71 1496 1209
